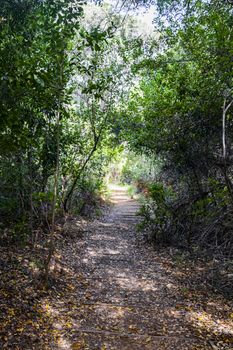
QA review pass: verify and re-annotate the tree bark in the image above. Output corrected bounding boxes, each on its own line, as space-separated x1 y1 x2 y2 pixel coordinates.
44 106 61 285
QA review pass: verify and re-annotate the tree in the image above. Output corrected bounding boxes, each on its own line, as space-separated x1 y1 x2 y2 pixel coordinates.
120 0 233 252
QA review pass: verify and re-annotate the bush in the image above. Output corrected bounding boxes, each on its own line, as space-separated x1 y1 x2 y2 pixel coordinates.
138 178 233 257
70 175 106 217
138 182 174 244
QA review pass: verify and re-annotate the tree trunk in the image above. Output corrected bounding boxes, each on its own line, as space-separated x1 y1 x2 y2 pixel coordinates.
44 107 61 285
63 141 98 213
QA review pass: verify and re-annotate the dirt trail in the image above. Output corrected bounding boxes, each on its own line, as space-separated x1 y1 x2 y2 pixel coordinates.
49 184 216 350
1 186 232 349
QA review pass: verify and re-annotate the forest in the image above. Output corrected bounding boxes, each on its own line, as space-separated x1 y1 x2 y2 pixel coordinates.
0 0 233 349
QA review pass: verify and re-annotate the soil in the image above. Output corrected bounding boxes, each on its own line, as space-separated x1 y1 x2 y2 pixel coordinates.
0 185 232 349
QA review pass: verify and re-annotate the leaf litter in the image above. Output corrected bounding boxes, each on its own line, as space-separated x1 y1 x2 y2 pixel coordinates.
0 186 232 349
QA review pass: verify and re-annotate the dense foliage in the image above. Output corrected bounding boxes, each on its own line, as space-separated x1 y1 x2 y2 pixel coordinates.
1 0 233 272
0 1 135 240
122 0 233 256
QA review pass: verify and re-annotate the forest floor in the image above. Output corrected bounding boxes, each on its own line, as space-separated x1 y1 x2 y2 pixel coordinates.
0 185 233 349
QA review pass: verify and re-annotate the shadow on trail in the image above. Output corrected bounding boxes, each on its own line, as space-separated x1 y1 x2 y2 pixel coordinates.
43 185 232 349
2 185 231 349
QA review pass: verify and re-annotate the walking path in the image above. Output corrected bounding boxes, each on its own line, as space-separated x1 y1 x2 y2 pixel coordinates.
1 186 232 349
52 185 212 349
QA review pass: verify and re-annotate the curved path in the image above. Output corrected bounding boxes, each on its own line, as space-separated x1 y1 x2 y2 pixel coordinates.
53 185 211 349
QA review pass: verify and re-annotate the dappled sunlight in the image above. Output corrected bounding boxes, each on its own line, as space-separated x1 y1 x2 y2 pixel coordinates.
87 248 122 257
56 338 73 350
94 303 128 321
115 276 159 292
94 222 115 228
4 184 229 349
89 234 117 241
83 245 131 260
109 197 130 204
112 201 138 207
188 309 233 338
